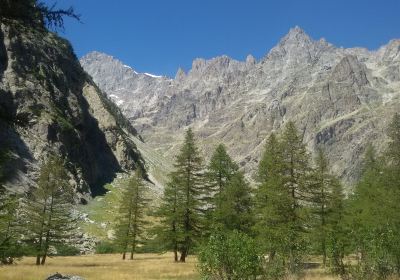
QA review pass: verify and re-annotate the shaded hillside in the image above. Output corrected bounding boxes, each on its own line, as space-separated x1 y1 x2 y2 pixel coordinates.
0 18 146 196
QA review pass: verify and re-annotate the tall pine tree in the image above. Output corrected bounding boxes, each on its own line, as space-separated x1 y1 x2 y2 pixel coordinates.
255 133 287 258
279 121 312 272
154 174 182 262
175 128 204 262
349 144 394 278
255 122 312 274
157 128 204 262
22 155 76 265
204 144 239 232
309 148 343 266
326 179 348 277
114 168 149 260
213 171 254 234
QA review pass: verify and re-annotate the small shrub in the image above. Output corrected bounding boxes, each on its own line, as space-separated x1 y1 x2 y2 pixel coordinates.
54 244 80 256
95 241 119 254
198 231 262 280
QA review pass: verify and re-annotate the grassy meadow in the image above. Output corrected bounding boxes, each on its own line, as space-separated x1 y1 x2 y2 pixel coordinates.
0 253 198 280
0 253 346 280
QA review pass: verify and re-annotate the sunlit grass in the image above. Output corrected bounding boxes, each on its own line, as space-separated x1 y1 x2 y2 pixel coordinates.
0 253 198 280
3 253 398 280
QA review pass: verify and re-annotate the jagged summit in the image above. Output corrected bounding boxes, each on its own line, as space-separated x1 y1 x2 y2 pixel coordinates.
81 29 400 186
175 67 186 81
263 26 336 66
283 26 312 42
246 54 256 66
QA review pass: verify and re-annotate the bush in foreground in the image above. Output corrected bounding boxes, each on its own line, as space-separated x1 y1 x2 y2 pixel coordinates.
198 231 262 280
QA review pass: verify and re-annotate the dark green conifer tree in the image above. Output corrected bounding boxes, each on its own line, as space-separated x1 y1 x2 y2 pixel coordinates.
114 168 149 260
254 133 287 260
22 155 76 265
213 171 253 234
279 121 312 272
349 144 394 279
174 128 204 262
255 122 312 274
154 175 182 262
309 148 343 266
156 128 204 262
204 144 239 233
326 179 348 277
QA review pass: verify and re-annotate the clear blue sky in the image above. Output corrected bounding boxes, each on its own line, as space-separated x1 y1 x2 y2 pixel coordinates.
46 0 400 77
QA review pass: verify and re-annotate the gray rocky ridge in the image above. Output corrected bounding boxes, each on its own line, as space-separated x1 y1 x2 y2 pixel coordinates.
80 27 400 186
0 19 146 196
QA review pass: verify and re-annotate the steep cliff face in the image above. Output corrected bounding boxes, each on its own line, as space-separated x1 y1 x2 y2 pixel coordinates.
0 19 145 196
81 27 400 186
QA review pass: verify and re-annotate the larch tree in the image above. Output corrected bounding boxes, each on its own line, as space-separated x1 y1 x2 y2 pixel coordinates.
255 122 312 274
213 171 254 234
114 168 150 260
279 121 312 273
23 155 76 265
309 148 342 266
254 132 290 267
204 144 239 232
174 128 204 262
382 113 400 274
157 128 204 262
326 178 348 277
154 174 182 262
349 144 394 278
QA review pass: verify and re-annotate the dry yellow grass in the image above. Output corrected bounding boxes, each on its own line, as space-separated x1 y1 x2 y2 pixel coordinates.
3 253 388 280
0 253 198 280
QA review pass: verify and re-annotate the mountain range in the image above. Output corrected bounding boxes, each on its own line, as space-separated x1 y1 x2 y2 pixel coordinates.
80 26 400 187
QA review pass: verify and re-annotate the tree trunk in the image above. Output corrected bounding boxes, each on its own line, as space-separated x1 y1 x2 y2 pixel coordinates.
180 249 187 262
41 253 47 265
122 252 126 260
36 255 41 265
322 240 326 266
130 238 136 260
174 242 178 262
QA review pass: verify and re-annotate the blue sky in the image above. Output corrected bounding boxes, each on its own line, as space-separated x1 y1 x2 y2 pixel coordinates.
47 0 400 77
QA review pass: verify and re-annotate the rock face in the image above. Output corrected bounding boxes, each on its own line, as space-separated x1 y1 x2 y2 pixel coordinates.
81 26 400 186
46 273 85 280
0 19 145 196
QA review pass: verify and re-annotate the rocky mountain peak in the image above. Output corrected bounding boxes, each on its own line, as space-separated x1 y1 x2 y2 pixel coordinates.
191 58 207 73
284 26 311 42
175 67 186 81
378 39 400 63
246 54 256 66
263 26 333 66
188 55 245 79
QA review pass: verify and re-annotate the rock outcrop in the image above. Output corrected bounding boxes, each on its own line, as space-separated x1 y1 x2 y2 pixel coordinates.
46 273 85 280
0 19 145 196
81 27 400 186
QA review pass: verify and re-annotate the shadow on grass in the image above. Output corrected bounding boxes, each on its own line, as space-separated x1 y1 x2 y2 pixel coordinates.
302 262 321 269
